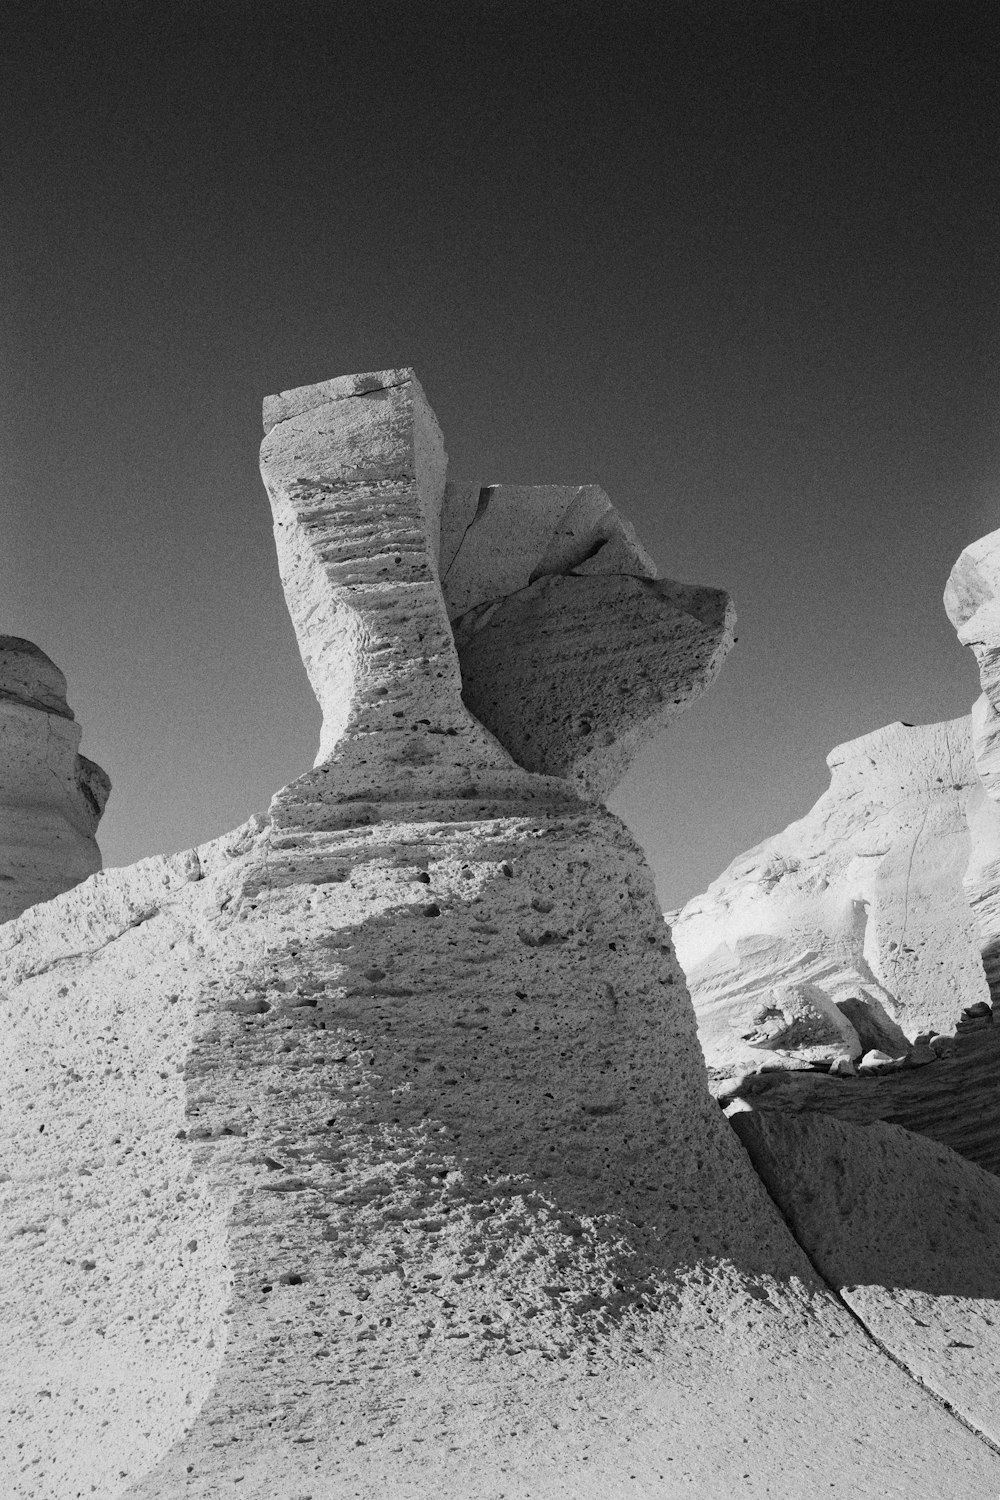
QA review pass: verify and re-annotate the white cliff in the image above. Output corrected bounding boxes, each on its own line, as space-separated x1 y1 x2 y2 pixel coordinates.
441 480 734 798
0 636 110 923
672 716 986 1073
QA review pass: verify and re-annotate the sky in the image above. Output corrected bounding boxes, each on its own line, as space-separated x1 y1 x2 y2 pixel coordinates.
2 1 998 911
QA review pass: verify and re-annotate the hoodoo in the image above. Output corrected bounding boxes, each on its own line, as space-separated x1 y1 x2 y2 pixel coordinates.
0 635 110 923
3 374 1000 1498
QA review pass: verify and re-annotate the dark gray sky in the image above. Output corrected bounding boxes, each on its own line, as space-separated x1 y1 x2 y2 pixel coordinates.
3 1 998 909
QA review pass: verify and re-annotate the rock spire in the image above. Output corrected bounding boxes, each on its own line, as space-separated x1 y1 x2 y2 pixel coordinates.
0 636 110 923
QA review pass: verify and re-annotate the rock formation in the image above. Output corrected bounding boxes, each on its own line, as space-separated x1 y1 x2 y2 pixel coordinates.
439 481 734 797
258 378 734 818
679 518 1000 1483
673 523 1000 1082
671 716 986 1073
729 1099 1000 1447
4 372 1000 1498
945 528 1000 998
0 636 110 923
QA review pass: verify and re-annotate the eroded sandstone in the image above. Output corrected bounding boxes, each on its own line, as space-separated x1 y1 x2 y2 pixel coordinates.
945 528 1000 1001
4 375 1000 1499
729 1102 1000 1446
0 636 110 923
440 481 733 798
672 717 987 1073
718 1022 1000 1177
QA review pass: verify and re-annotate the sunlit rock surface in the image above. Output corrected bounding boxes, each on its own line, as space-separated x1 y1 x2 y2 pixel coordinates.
946 527 1000 1000
0 636 110 923
441 481 734 798
3 375 1000 1499
718 1024 1000 1177
671 717 987 1073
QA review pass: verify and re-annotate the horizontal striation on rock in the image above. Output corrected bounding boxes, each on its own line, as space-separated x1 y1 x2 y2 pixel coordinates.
729 1103 1000 1447
456 573 734 798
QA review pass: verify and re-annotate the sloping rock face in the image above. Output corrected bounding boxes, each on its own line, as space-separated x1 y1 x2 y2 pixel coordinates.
718 1025 1000 1178
671 717 987 1072
4 372 1000 1499
438 482 735 798
0 636 110 923
730 1102 1000 1447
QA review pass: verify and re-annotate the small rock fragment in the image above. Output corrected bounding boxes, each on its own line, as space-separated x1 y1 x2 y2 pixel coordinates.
859 1049 906 1072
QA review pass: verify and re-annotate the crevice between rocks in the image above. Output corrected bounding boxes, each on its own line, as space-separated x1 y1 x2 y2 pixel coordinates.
834 1286 1000 1459
728 1111 1000 1461
440 484 495 591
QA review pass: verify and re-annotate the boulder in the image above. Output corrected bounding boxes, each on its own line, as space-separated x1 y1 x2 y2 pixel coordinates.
0 636 110 923
672 717 987 1069
439 481 657 618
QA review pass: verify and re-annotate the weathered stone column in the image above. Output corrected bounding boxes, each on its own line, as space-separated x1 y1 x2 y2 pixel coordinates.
0 636 110 923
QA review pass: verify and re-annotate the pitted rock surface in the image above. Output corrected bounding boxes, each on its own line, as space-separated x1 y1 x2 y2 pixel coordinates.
6 810 998 1499
729 1103 1000 1447
455 573 734 798
3 374 1000 1498
259 370 557 831
0 636 110 923
946 528 1000 1001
